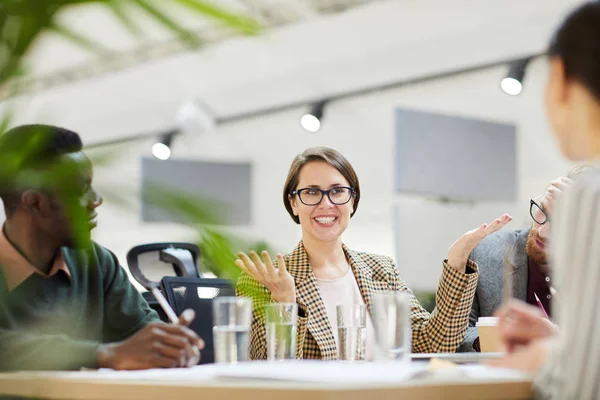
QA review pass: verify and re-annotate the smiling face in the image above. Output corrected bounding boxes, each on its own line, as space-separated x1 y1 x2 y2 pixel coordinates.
289 161 355 245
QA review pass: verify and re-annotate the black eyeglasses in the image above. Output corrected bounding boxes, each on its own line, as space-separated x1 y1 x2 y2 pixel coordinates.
530 199 549 225
290 186 354 206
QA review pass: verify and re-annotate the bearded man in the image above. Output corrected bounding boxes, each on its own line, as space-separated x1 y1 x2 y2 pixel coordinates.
458 165 592 352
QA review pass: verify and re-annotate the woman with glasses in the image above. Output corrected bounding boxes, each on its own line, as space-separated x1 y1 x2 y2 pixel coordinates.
489 2 600 399
236 146 511 360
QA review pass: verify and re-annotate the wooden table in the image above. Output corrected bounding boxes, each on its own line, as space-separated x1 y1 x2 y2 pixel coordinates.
0 364 533 400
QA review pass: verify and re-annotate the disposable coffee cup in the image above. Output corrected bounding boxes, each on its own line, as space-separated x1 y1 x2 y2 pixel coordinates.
476 317 500 353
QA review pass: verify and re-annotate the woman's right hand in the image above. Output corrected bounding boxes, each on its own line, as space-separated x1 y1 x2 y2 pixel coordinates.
235 251 296 303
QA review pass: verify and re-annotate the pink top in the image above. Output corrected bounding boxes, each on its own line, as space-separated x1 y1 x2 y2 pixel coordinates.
315 268 376 360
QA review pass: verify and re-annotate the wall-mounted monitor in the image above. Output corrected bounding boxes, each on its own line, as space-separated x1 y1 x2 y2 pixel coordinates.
395 108 517 202
141 158 252 225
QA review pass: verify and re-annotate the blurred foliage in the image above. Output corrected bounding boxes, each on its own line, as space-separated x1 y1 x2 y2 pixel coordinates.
0 1 275 378
145 186 276 281
413 291 436 313
0 2 269 286
0 0 260 86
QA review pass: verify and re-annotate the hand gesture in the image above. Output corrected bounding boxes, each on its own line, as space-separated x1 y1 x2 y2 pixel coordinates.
97 309 204 370
494 300 558 353
447 214 513 272
235 250 296 303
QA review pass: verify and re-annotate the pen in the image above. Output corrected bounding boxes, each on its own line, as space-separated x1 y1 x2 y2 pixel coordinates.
150 285 179 324
534 292 550 319
151 285 201 365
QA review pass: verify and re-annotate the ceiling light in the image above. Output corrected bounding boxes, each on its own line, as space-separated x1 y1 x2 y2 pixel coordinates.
300 101 326 133
501 59 530 96
152 131 176 160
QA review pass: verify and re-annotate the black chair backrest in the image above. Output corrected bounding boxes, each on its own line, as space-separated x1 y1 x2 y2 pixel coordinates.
127 242 201 290
160 276 235 364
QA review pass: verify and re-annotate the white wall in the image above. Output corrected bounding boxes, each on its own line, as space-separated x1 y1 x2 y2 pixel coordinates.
0 0 580 290
71 59 572 291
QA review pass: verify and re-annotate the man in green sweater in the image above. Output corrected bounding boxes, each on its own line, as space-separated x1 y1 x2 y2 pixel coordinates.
0 124 204 371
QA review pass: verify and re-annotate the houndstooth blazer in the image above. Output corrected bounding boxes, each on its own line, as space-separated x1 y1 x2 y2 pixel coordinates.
236 241 479 360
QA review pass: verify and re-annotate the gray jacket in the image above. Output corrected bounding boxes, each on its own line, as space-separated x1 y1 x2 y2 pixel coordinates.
457 229 529 352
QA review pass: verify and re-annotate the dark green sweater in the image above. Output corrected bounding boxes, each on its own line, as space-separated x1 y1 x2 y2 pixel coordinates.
0 242 160 371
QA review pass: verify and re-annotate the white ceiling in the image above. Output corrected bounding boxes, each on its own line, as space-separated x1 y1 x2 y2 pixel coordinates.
2 0 587 145
13 0 381 95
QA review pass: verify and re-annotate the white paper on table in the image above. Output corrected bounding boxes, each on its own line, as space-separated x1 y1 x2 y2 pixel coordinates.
214 361 529 385
214 361 428 384
25 362 527 385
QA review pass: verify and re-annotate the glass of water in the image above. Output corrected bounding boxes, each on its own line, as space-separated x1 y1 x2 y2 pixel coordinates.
266 303 298 361
336 304 367 361
371 291 412 362
212 297 253 364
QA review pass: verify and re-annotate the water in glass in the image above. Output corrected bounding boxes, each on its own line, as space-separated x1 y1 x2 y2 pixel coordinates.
338 325 366 361
212 325 250 364
371 292 411 362
266 322 297 360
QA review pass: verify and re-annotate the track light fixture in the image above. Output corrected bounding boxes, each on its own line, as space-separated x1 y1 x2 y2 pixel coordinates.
176 99 215 135
300 101 327 133
87 53 546 149
501 58 531 96
152 131 177 160
151 101 213 161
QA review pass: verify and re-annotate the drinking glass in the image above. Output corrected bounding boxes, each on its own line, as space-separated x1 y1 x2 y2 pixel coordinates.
212 297 253 364
266 303 298 361
371 291 412 362
336 304 367 361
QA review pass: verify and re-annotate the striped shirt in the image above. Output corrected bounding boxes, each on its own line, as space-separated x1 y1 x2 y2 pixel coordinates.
534 168 600 399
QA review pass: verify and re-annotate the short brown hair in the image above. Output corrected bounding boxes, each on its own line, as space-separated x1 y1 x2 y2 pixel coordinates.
283 147 360 224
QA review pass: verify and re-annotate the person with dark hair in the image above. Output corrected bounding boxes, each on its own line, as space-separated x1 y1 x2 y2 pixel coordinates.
235 146 512 359
489 2 600 399
459 166 592 352
0 124 204 371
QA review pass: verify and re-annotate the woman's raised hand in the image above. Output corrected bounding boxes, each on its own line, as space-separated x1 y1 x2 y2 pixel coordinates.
235 251 296 303
447 214 513 273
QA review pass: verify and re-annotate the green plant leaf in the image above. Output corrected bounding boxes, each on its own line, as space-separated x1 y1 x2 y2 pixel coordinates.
133 0 200 46
105 0 143 38
0 111 13 135
0 12 46 84
48 21 109 54
196 227 240 280
174 0 260 34
0 0 269 294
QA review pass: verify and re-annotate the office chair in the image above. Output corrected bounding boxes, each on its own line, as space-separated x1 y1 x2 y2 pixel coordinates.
127 242 202 290
160 276 235 364
126 242 202 321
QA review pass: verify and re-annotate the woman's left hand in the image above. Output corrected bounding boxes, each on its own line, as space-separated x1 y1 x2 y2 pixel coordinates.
447 214 513 273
